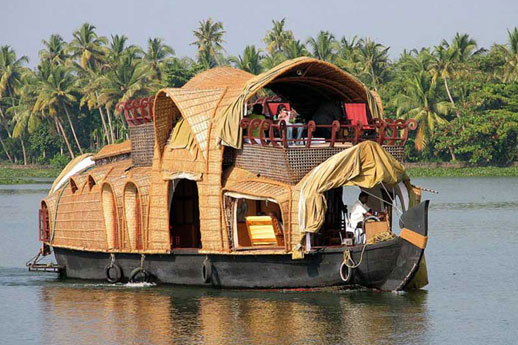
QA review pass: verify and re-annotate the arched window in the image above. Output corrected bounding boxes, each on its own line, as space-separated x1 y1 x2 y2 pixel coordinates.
124 183 143 250
87 175 96 191
70 178 78 193
101 184 118 249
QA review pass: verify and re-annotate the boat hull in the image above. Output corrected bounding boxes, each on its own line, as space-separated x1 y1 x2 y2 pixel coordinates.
53 236 422 290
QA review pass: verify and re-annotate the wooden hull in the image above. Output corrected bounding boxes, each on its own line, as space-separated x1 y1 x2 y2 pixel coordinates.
53 238 425 291
52 202 429 291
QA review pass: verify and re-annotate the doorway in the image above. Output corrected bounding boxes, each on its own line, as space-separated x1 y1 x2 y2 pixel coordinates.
169 179 201 248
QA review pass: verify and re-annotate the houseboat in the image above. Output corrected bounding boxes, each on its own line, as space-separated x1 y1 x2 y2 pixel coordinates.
30 57 429 291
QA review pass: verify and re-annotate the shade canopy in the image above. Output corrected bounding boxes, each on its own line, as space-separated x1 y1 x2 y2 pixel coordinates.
298 141 407 239
213 57 383 149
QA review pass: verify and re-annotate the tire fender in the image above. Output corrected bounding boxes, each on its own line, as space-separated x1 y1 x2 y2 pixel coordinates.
201 257 212 283
129 267 151 283
105 263 123 284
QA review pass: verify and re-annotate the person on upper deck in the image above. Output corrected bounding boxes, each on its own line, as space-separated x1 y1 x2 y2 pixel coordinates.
312 100 343 138
247 103 265 138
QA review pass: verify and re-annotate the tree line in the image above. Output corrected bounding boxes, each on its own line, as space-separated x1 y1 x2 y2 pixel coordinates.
1 18 517 167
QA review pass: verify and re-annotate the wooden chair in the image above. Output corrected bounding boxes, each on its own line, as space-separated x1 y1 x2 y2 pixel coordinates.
245 216 284 246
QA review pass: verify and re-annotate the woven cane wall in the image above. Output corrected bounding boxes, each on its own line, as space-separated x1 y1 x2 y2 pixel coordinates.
130 123 155 166
47 160 156 253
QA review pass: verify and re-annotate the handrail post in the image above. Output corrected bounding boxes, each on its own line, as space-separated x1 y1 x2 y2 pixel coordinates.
306 121 316 148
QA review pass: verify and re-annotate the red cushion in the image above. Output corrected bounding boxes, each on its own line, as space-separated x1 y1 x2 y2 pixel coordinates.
345 103 368 126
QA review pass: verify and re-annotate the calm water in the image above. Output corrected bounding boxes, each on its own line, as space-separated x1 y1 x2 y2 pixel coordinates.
0 178 517 345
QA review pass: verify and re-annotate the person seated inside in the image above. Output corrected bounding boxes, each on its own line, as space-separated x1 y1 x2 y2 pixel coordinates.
276 104 290 122
348 191 373 244
312 100 343 139
246 103 265 140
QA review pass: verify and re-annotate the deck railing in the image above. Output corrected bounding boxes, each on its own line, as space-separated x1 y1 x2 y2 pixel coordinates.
239 118 417 148
116 96 154 127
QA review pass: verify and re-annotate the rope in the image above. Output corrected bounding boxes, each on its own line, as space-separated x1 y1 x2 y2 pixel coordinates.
140 254 146 269
341 231 396 272
367 231 396 244
342 244 368 269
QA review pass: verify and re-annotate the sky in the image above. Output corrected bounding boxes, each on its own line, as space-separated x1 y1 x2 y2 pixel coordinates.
2 0 517 66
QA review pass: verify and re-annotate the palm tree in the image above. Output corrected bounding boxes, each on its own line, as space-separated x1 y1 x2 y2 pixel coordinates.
353 38 390 91
263 18 294 54
97 55 157 140
431 44 459 115
395 72 452 153
39 34 68 65
0 45 29 163
191 18 225 69
33 63 83 155
68 23 108 70
283 39 308 59
306 31 338 63
144 38 175 82
229 45 263 74
261 52 287 70
11 70 42 164
496 27 518 82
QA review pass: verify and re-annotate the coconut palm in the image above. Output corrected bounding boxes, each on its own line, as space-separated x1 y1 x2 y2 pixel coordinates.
496 27 518 82
353 38 390 91
261 52 287 70
97 55 157 139
395 71 452 152
430 44 460 116
33 63 83 155
68 23 108 70
283 39 308 59
306 31 338 63
229 45 263 75
11 70 41 164
191 18 225 68
144 38 175 82
0 46 29 163
263 18 294 54
39 34 68 65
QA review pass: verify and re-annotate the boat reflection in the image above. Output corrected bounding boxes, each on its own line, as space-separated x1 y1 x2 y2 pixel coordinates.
40 285 429 345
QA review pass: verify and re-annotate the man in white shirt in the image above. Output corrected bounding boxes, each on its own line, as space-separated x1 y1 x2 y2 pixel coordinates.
348 192 372 244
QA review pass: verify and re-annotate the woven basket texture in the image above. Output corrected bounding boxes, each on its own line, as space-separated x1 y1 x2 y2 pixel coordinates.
130 123 155 166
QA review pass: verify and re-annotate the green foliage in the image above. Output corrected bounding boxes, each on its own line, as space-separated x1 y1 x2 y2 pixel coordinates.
407 166 518 177
50 153 70 169
0 19 517 168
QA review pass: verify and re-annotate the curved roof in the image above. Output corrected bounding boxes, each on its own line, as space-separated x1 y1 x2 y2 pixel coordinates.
212 57 383 148
153 58 383 156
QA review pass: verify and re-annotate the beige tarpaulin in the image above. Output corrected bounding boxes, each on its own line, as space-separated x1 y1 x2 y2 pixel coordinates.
215 57 383 149
298 141 407 242
168 118 201 159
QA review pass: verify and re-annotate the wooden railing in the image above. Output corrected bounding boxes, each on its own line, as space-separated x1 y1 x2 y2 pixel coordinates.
116 96 154 127
239 118 417 148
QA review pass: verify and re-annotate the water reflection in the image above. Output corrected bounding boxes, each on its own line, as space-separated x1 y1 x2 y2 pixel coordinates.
40 286 429 345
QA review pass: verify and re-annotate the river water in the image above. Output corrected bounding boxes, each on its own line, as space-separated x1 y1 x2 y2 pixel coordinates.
0 178 517 345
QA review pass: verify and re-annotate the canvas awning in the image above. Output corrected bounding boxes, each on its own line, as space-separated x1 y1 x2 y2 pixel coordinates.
298 141 407 240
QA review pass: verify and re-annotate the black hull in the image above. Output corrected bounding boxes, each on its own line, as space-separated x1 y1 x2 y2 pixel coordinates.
53 236 422 291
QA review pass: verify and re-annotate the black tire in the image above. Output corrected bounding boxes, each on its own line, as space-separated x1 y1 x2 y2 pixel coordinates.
201 258 212 283
105 263 122 284
340 262 353 284
129 267 151 283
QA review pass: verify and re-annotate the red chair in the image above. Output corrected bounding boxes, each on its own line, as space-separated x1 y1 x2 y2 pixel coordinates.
344 103 373 128
267 102 291 118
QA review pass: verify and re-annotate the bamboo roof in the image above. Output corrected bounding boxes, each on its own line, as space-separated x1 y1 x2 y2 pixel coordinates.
153 57 384 155
92 140 132 160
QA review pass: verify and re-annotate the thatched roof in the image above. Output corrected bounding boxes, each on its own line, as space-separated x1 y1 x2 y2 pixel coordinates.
153 57 383 154
92 140 131 161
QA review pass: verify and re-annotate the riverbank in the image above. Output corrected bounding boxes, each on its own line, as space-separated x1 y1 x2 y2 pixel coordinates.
1 164 518 184
406 165 518 177
0 166 60 184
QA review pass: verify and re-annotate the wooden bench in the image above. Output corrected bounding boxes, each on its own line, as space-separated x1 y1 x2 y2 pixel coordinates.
245 216 284 246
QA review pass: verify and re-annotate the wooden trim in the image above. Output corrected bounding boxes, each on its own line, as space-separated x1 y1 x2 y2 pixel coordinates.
400 228 428 249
